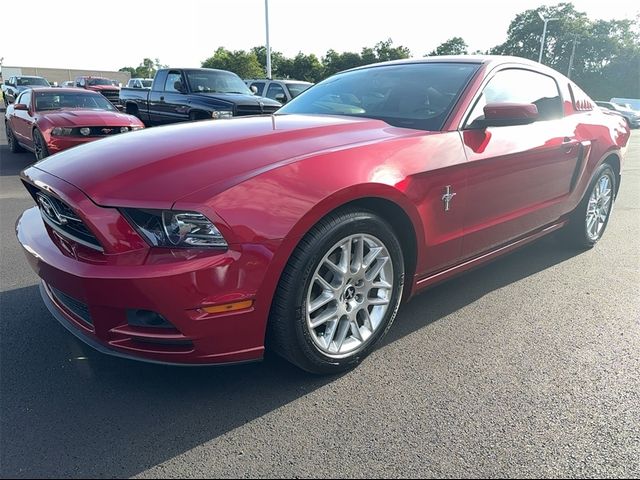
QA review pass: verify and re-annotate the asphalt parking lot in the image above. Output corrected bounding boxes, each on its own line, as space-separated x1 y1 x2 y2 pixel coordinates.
1 123 638 478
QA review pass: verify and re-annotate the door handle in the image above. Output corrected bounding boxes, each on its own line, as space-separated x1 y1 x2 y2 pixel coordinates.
160 96 165 101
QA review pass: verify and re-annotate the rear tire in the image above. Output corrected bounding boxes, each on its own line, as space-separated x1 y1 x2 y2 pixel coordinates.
562 163 616 249
268 209 405 374
5 121 25 153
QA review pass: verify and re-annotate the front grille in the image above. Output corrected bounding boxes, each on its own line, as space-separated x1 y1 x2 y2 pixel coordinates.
50 286 92 325
235 104 279 116
27 187 103 251
100 89 120 105
77 126 128 137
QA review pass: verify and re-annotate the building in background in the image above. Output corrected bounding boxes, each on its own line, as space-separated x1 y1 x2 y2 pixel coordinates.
0 65 130 86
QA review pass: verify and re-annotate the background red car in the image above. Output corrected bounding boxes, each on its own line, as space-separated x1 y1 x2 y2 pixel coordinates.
5 88 144 160
16 57 630 374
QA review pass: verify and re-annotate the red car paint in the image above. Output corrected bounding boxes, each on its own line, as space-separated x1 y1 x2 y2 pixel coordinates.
16 57 629 366
5 88 143 157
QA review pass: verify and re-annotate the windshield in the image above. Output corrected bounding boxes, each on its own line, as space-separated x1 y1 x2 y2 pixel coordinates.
185 70 252 94
278 63 479 131
88 78 113 86
34 92 117 111
18 77 50 87
286 83 312 98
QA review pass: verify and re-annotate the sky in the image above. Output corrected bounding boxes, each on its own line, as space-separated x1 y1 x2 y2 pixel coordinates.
1 0 638 72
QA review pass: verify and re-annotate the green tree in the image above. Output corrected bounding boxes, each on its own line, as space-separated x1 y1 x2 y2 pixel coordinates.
427 37 469 56
119 58 167 79
284 53 324 82
251 46 289 78
491 3 639 99
201 47 264 78
370 38 411 62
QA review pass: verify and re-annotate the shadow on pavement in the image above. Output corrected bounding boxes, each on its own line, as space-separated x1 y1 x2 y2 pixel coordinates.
0 234 582 477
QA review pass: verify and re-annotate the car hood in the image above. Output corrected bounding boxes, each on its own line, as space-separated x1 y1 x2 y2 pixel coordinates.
88 85 119 91
32 114 416 208
41 110 140 126
191 92 281 107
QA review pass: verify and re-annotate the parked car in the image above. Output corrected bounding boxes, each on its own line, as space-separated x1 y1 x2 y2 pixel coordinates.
119 68 281 125
610 97 640 111
126 78 153 89
2 75 50 106
61 81 75 88
245 79 313 104
16 56 630 374
5 88 143 160
74 76 121 107
595 101 640 128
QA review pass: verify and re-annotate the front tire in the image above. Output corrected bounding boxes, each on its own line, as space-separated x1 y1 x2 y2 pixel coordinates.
563 163 616 249
268 209 405 374
33 129 49 160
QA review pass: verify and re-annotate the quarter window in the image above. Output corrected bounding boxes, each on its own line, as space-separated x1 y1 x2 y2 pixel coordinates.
266 83 286 101
466 69 563 127
165 72 184 93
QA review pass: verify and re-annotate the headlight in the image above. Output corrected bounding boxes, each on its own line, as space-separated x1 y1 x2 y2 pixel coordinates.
121 209 227 248
130 125 143 131
51 127 73 136
211 110 233 119
120 126 130 133
79 127 91 136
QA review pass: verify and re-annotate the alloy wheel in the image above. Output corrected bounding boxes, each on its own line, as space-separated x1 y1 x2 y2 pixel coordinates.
306 233 394 358
585 172 613 241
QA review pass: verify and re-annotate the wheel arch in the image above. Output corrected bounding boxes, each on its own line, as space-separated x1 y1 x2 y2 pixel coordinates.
258 184 425 347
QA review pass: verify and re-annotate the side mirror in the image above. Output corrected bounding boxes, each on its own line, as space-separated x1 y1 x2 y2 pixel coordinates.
14 103 28 111
274 93 287 104
476 102 539 128
250 85 258 94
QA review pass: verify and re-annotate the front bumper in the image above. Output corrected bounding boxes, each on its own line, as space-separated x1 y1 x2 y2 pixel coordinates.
46 132 136 154
17 206 275 365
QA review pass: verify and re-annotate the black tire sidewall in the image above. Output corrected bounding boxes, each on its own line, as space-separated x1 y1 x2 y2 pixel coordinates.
277 210 405 374
574 163 616 247
34 129 48 160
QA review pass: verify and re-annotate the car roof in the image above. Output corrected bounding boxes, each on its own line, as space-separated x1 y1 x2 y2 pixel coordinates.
344 55 554 74
29 87 100 94
14 75 47 79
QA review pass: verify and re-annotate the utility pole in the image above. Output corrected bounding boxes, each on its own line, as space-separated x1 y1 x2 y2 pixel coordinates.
538 12 559 64
265 0 272 79
567 36 578 79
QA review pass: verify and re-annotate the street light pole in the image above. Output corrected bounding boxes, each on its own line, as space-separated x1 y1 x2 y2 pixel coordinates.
538 12 558 64
567 36 578 79
265 0 272 79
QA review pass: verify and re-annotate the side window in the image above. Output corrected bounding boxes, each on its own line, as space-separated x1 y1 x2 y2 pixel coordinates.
165 71 184 93
466 69 563 126
251 82 265 95
266 83 286 101
77 77 86 87
19 90 32 107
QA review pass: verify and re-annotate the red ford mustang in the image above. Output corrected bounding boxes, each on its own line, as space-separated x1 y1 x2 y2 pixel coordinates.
16 56 630 374
5 87 144 160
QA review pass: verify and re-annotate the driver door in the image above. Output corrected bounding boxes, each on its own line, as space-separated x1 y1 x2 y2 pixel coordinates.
460 68 582 259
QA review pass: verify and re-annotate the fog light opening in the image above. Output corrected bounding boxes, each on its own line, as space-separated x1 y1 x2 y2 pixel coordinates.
126 309 175 329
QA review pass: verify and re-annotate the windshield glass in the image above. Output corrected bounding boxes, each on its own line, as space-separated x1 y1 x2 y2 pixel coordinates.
286 83 312 98
88 78 113 86
18 77 49 87
185 70 252 94
278 63 479 131
34 92 117 111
